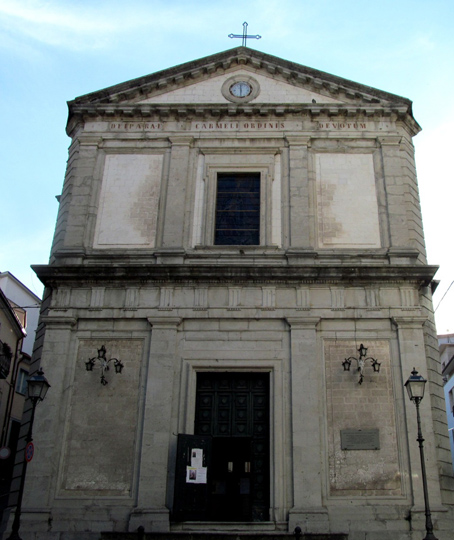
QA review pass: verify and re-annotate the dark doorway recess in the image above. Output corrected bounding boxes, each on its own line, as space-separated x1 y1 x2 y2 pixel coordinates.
190 372 270 522
173 372 270 522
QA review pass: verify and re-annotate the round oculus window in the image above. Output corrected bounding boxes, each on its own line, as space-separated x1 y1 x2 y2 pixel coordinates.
221 76 260 103
229 81 252 98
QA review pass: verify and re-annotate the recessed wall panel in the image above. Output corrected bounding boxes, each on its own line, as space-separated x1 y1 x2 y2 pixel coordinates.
61 339 142 496
325 340 402 497
94 154 163 248
316 153 381 248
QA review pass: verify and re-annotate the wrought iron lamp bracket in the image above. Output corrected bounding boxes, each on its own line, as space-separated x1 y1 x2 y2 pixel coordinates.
342 344 381 384
85 345 124 385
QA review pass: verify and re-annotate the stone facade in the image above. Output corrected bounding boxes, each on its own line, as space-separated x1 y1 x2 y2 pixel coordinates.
9 48 454 539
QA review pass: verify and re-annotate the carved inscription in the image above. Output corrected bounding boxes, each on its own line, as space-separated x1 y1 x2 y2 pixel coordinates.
106 121 368 132
192 121 287 131
316 122 368 130
341 429 380 450
109 123 162 130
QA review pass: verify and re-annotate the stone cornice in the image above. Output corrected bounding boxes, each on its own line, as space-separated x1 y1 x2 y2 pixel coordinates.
68 102 410 121
66 103 420 138
32 263 438 288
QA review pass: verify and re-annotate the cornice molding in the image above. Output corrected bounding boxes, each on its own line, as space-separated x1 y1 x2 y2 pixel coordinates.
66 103 420 138
32 263 438 288
68 102 410 121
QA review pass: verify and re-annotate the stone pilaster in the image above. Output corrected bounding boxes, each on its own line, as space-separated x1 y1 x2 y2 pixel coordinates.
286 317 327 533
379 136 410 250
130 317 181 532
64 138 100 251
20 316 77 527
162 137 193 248
393 317 443 510
286 137 311 248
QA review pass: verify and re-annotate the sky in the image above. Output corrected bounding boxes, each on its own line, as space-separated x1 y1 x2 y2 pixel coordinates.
1 0 453 333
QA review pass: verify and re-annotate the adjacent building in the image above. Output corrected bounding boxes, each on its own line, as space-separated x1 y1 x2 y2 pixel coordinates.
0 287 27 515
10 47 454 539
0 272 41 357
0 272 41 460
439 334 454 471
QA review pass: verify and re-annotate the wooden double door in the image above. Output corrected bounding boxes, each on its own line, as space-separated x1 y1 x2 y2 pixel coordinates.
173 372 269 522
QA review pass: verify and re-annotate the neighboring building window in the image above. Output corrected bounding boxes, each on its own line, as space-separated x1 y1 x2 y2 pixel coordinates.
0 341 13 379
16 368 28 395
214 173 260 245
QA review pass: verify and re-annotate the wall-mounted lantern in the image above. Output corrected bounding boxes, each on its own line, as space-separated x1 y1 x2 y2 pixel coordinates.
85 345 124 385
342 343 381 384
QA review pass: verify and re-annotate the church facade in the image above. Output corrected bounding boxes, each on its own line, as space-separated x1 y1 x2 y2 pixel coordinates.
17 48 453 539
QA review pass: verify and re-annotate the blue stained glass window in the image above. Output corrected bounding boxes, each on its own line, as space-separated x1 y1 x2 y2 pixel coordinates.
214 173 260 245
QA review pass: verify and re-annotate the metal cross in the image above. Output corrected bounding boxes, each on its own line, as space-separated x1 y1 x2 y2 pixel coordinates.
228 22 261 47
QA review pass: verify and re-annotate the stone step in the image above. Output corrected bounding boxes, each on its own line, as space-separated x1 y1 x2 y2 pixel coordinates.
100 533 348 540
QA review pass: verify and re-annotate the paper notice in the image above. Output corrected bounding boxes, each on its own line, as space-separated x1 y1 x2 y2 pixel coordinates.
186 466 207 484
191 448 203 468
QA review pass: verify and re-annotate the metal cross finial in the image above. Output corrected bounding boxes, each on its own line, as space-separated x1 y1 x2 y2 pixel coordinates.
228 22 261 47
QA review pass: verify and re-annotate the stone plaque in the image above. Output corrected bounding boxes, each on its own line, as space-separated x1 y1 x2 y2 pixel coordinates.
341 429 380 450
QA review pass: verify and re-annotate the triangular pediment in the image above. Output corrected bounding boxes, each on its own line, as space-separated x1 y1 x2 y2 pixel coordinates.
136 68 343 105
68 47 418 134
70 47 412 108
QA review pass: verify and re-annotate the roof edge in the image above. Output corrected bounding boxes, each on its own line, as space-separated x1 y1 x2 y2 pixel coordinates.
68 47 414 110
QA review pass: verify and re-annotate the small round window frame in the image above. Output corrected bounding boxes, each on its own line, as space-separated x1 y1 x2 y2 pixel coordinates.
221 75 260 103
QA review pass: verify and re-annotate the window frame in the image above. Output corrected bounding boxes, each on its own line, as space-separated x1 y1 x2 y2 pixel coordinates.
214 172 262 246
200 165 271 247
16 368 29 395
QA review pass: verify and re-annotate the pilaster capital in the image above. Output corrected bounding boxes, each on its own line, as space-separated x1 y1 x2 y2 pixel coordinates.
169 136 194 147
285 317 320 330
41 316 77 329
392 316 427 329
377 135 402 147
147 317 182 329
285 135 311 147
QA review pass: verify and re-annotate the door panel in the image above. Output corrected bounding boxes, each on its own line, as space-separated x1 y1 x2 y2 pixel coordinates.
210 437 252 521
172 434 212 521
194 372 269 521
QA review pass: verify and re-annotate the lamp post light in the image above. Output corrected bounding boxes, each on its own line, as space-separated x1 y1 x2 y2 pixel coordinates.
404 368 438 540
7 368 50 540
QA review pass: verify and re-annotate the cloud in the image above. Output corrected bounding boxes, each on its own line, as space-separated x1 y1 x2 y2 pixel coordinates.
0 0 310 54
0 0 169 51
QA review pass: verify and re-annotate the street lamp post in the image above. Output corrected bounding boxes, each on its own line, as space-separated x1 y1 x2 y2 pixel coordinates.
7 368 50 540
404 368 438 540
